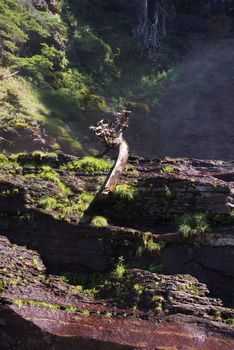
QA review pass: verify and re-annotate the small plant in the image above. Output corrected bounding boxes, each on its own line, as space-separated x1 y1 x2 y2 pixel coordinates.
144 238 162 253
142 232 162 253
82 309 90 315
112 256 126 278
182 281 201 296
32 256 40 270
161 165 177 174
91 216 108 227
0 154 8 164
79 192 95 204
62 157 112 174
133 283 145 295
164 185 176 200
151 295 164 313
114 184 137 201
38 171 72 195
177 213 209 238
65 306 78 314
38 197 58 210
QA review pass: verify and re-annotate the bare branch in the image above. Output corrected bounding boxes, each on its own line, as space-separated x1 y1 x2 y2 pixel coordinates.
0 70 20 80
89 110 131 194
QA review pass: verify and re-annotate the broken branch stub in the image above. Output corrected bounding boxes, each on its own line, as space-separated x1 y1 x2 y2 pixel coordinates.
89 110 131 194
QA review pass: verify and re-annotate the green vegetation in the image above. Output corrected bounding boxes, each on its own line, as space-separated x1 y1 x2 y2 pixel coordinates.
39 170 72 195
65 306 78 314
14 298 60 311
144 238 162 253
177 213 210 238
151 295 164 313
181 281 202 296
136 232 163 257
164 185 176 200
0 0 49 66
38 197 58 211
114 184 137 201
112 256 126 278
91 215 108 227
60 272 101 298
62 157 113 174
161 165 177 174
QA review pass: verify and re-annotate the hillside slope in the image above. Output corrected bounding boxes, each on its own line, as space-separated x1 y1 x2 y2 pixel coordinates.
1 0 234 158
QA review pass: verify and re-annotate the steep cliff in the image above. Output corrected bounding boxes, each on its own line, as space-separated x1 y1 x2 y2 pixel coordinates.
0 153 233 348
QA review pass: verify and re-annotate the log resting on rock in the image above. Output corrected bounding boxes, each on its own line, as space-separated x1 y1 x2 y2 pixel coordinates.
89 110 131 194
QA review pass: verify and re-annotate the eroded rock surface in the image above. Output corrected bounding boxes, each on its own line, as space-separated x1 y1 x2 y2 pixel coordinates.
0 153 233 348
0 236 234 350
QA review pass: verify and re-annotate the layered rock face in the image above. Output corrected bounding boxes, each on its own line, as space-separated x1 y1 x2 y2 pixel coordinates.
0 153 233 348
1 236 234 350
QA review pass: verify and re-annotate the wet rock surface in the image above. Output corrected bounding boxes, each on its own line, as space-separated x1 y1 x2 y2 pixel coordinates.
0 236 234 350
0 153 233 348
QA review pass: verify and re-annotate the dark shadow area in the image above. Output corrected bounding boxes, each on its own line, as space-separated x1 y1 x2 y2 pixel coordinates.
0 306 133 350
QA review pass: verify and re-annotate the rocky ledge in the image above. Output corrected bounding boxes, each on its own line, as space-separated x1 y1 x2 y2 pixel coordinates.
1 235 234 350
0 153 233 349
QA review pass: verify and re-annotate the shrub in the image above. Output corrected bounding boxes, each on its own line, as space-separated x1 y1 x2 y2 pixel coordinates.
177 213 209 238
91 216 108 227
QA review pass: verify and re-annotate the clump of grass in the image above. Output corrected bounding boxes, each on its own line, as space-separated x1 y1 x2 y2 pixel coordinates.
137 232 163 256
112 256 126 278
164 185 176 200
91 216 108 227
144 238 162 253
0 153 20 170
114 184 137 201
38 197 58 210
177 213 209 238
65 306 78 314
0 154 8 164
38 170 72 195
161 165 177 174
79 192 95 204
62 156 112 174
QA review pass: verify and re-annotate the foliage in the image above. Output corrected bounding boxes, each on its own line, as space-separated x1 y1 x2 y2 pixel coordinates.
136 232 163 256
14 298 59 311
38 170 72 195
114 184 137 201
144 238 162 253
38 197 58 211
62 157 112 174
164 185 176 200
0 0 49 64
91 216 108 227
177 213 210 238
140 69 176 105
161 165 177 174
61 272 102 298
112 256 126 278
79 192 95 204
